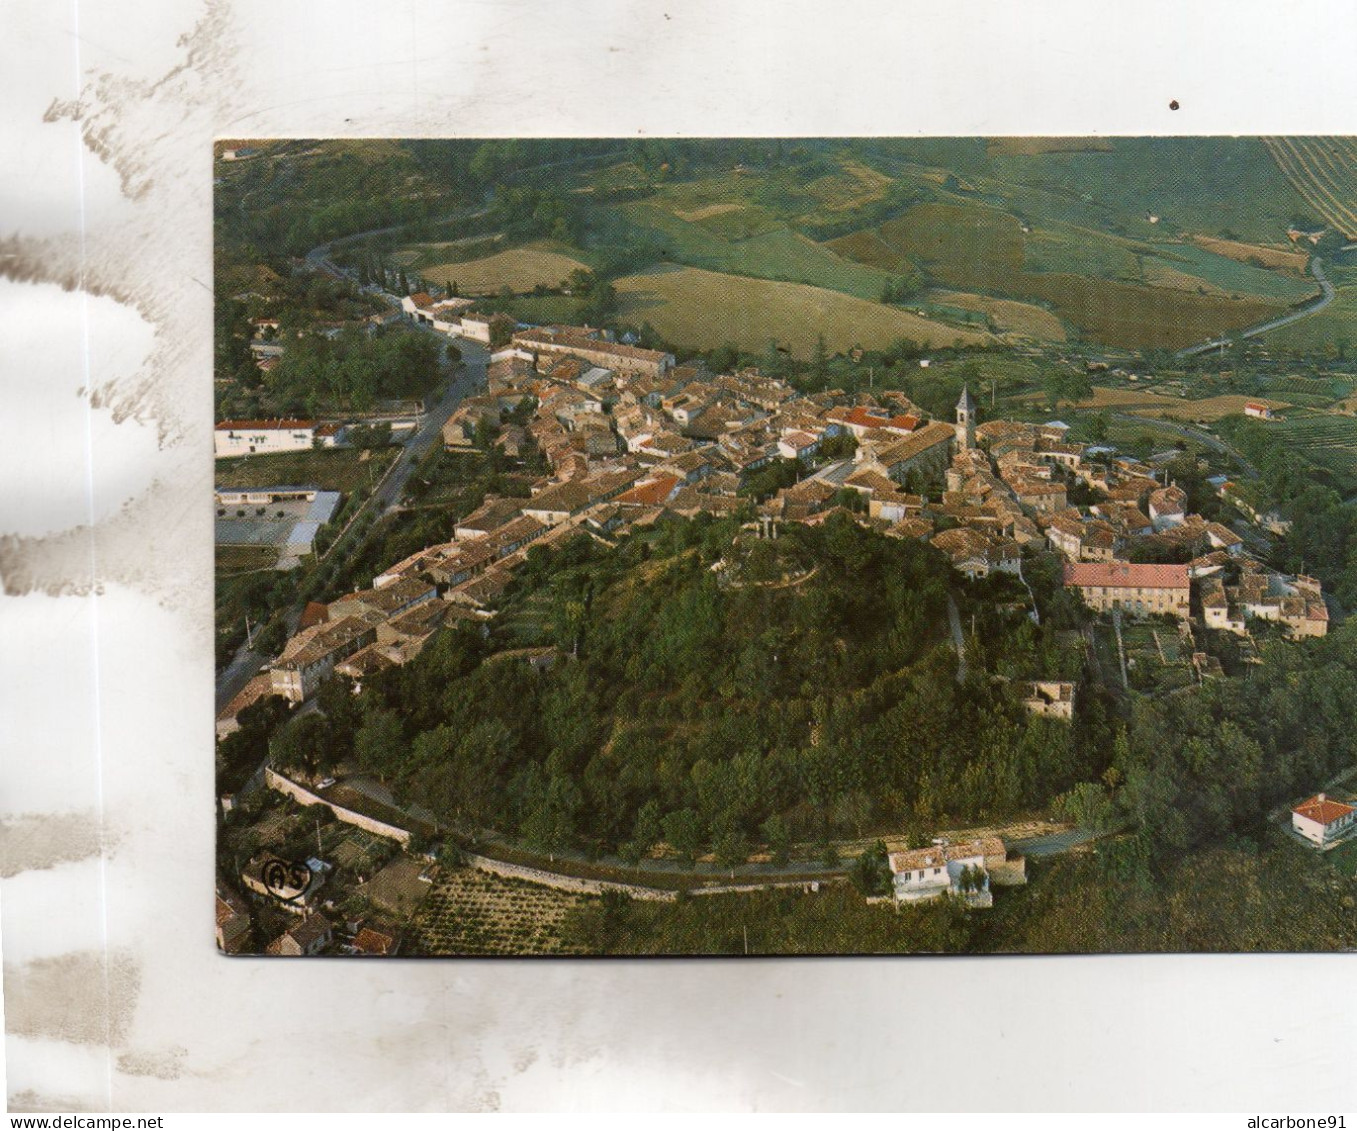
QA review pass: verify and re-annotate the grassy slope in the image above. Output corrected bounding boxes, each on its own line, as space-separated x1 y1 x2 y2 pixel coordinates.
613 264 993 356
413 244 590 295
611 201 899 299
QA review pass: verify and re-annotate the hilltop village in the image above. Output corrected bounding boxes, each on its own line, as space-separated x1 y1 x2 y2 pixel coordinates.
213 304 1356 956
222 310 1327 720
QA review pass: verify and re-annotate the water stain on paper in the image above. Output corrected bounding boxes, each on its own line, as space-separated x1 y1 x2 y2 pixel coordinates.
4 950 141 1046
0 811 114 878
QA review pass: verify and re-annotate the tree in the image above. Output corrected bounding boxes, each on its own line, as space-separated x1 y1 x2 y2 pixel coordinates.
761 813 792 866
850 840 893 897
662 808 704 868
269 713 333 780
354 708 406 782
489 312 517 350
811 333 828 383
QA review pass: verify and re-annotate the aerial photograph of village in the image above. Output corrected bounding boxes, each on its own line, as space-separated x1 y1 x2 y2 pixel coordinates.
213 137 1357 957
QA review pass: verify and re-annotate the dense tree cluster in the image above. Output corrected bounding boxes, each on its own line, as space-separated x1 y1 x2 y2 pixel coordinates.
261 328 441 415
332 515 1104 862
1063 620 1357 875
1216 414 1357 604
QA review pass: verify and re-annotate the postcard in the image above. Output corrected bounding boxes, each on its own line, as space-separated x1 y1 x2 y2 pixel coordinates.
213 136 1357 957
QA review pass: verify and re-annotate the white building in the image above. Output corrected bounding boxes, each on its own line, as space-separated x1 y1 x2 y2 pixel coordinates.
1291 793 1356 847
888 838 1007 908
214 419 346 458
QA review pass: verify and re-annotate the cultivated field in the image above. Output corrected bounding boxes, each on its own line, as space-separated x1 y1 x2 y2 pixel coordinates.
1187 234 1309 273
413 244 590 295
215 447 397 493
1265 412 1357 483
1064 388 1294 421
613 264 993 357
929 289 1067 341
614 201 897 299
406 867 592 956
829 201 1291 349
1263 136 1357 239
214 544 279 574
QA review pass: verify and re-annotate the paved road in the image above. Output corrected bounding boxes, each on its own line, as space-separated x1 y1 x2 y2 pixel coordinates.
1107 412 1260 478
370 336 489 516
1010 826 1106 858
214 334 488 713
1176 256 1334 359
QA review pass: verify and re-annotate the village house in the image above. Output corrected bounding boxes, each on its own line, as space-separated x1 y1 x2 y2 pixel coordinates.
265 912 335 957
215 886 253 954
1148 485 1189 530
888 838 1009 908
352 925 400 956
513 326 675 380
269 615 380 702
458 311 495 344
329 577 436 622
1291 793 1356 847
1222 566 1328 638
931 527 1021 580
1063 561 1191 619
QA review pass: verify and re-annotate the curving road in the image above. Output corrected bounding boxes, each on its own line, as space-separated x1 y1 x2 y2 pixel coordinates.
1107 412 1260 478
1176 256 1334 359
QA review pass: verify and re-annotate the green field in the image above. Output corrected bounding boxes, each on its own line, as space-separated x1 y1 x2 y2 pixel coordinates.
498 294 588 325
215 544 280 575
215 446 398 494
613 264 992 357
612 201 899 299
1155 242 1316 302
1263 272 1357 353
830 200 1293 350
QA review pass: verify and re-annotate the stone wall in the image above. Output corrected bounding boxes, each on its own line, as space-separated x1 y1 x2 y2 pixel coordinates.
264 769 412 846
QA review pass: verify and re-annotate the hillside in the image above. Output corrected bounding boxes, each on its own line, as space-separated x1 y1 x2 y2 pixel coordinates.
340 515 1107 863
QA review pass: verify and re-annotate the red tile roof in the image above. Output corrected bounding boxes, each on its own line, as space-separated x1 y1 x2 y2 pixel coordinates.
616 474 681 506
1292 794 1355 826
1062 561 1189 589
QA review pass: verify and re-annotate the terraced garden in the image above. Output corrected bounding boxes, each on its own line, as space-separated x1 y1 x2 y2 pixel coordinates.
407 867 593 956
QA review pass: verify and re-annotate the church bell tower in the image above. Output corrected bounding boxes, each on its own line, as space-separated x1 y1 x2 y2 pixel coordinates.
956 385 976 451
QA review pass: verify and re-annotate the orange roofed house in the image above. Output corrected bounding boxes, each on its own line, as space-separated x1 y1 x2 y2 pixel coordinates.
1063 561 1190 619
1291 793 1356 847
